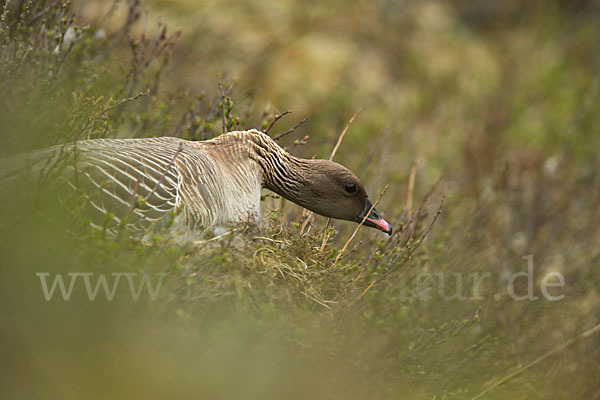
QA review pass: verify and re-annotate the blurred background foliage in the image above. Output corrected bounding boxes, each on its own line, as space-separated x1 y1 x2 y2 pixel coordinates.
0 0 599 399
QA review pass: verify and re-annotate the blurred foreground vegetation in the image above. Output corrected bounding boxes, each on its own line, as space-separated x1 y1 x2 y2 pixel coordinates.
0 0 599 399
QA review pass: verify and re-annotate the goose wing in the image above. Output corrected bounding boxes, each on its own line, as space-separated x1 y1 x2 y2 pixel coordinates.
0 137 185 234
43 137 184 234
2 134 263 236
62 138 185 233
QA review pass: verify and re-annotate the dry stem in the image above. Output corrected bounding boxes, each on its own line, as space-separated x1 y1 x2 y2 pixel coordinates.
406 163 417 214
263 110 291 134
329 109 362 161
273 117 309 141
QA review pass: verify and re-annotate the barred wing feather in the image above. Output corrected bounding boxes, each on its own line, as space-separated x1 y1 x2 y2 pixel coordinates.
3 137 233 236
67 138 183 233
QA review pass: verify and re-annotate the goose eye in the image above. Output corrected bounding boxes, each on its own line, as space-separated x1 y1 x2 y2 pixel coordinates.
345 183 357 193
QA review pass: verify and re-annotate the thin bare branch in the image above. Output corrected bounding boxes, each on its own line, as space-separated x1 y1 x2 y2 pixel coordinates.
407 196 444 257
273 117 309 141
319 218 331 252
351 245 380 285
359 280 376 298
129 179 140 212
100 89 150 116
340 240 362 260
263 110 291 134
194 228 240 246
329 109 362 161
218 81 227 133
298 208 313 235
406 163 417 214
284 135 309 151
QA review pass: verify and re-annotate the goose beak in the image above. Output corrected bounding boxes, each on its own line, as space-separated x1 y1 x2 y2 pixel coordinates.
358 198 393 236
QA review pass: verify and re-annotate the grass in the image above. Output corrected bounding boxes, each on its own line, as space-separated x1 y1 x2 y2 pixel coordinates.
1 0 599 399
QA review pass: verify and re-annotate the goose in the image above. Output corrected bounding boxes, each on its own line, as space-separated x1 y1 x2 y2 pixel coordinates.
1 129 392 237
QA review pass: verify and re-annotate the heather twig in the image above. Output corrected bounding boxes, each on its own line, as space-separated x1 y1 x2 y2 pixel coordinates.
263 110 291 134
273 117 309 141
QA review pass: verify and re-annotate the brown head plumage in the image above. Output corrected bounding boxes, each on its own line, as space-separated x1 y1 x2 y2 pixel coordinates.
245 131 392 235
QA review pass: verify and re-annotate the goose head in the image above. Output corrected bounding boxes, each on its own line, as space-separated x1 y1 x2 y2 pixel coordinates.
244 130 392 235
267 158 393 235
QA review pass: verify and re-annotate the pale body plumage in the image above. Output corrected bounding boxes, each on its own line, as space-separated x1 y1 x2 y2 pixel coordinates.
75 134 264 232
